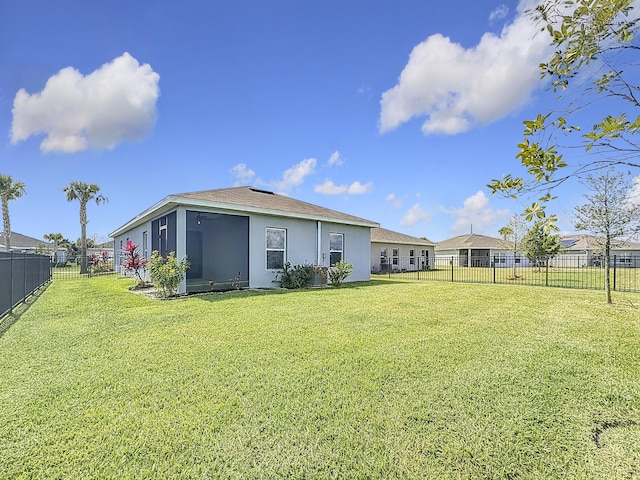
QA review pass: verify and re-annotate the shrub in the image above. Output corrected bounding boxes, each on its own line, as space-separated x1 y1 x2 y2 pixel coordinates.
148 250 190 298
121 240 149 287
89 250 113 273
279 262 315 289
328 260 353 287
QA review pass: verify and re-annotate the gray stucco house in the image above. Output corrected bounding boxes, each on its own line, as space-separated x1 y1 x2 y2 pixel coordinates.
555 234 640 267
370 227 435 272
110 186 379 293
435 233 533 267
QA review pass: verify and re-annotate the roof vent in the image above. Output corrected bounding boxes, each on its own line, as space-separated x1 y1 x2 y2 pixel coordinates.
249 187 275 195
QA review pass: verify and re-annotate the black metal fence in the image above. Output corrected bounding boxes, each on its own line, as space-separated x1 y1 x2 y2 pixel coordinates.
372 255 640 293
0 252 52 319
52 253 116 280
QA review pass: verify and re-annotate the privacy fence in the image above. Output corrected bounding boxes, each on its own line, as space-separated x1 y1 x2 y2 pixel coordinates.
372 255 640 293
0 252 52 319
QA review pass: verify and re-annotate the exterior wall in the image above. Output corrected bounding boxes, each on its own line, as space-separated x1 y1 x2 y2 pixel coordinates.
114 206 373 292
435 248 533 267
113 215 161 278
554 249 640 268
323 222 371 282
248 215 371 288
371 242 435 272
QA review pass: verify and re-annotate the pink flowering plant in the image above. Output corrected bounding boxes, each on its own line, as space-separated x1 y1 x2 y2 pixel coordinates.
121 240 149 287
89 250 113 273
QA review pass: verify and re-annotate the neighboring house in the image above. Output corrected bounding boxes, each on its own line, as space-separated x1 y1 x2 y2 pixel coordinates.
370 227 435 272
109 186 379 293
88 240 115 259
0 231 67 263
556 235 640 267
435 233 532 267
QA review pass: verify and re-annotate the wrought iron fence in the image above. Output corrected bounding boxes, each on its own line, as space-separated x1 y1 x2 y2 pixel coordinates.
372 255 640 292
0 252 52 319
52 254 116 280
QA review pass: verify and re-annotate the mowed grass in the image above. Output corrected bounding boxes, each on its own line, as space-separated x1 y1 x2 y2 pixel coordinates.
0 278 639 479
385 265 640 292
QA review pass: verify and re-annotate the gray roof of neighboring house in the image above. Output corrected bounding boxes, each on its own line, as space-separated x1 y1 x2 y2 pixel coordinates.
111 186 379 237
0 232 49 249
371 227 435 246
435 233 504 250
561 234 640 251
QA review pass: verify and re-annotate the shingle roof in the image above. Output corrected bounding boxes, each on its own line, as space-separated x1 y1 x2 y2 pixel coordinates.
370 227 434 246
111 186 378 236
435 233 504 250
0 231 49 249
561 234 640 251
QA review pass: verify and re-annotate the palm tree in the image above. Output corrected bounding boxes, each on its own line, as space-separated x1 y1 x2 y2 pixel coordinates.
0 174 26 251
64 181 108 274
43 232 65 264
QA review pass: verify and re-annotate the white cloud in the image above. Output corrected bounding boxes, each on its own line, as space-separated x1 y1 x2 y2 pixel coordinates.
386 193 402 209
628 175 640 206
379 0 550 135
230 163 256 185
489 4 509 22
11 52 160 153
347 181 373 194
444 190 511 236
315 180 347 195
400 204 433 227
315 179 373 195
271 158 317 193
327 151 343 167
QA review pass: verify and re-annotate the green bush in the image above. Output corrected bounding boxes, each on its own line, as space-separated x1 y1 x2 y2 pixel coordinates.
328 260 353 287
148 250 190 298
279 262 315 289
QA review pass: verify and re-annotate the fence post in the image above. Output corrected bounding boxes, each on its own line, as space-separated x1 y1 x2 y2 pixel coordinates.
613 255 617 291
23 252 27 307
451 256 454 282
9 252 14 314
545 257 549 287
493 256 496 284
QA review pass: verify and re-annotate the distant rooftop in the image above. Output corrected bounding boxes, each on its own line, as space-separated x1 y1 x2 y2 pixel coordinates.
371 227 434 246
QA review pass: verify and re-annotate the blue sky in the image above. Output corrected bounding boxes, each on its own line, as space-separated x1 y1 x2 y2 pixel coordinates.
0 0 630 244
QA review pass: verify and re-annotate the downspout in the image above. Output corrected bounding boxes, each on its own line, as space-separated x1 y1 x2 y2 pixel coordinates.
317 221 322 265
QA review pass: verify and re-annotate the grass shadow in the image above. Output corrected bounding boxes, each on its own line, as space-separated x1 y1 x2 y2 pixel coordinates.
189 278 405 304
0 282 51 339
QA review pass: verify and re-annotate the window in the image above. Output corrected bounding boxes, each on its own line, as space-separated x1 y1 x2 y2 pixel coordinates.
392 248 399 265
329 233 344 265
409 249 415 265
142 231 148 259
266 228 286 269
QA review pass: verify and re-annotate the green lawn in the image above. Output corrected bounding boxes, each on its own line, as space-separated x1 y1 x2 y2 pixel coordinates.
1 277 639 479
382 265 640 292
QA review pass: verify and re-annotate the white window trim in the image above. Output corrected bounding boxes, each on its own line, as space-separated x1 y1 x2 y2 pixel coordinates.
329 232 344 266
266 227 287 270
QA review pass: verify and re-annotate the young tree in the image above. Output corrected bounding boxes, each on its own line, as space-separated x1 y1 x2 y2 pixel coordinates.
43 232 64 264
64 181 108 274
0 174 26 251
498 215 528 278
522 220 563 267
574 170 640 303
489 0 640 222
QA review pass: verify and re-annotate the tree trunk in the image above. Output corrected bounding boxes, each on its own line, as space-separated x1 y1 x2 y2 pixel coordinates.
604 246 612 304
2 198 10 251
80 202 88 274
